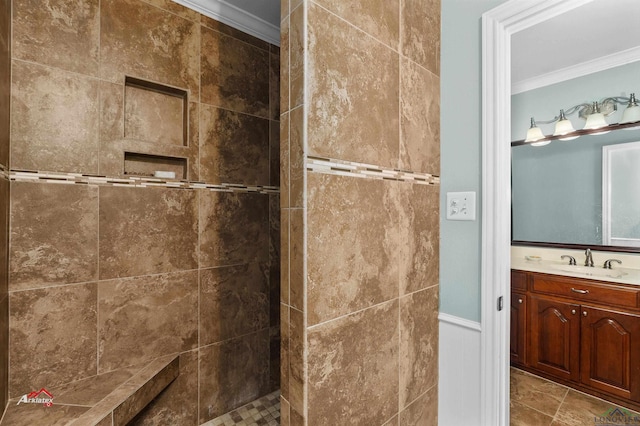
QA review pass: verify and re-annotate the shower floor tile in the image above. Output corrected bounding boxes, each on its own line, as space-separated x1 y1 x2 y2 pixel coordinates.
202 390 280 426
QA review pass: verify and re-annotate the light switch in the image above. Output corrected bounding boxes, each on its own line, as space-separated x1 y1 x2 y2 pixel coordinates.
446 191 476 221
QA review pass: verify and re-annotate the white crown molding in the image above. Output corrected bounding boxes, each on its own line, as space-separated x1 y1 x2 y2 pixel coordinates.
513 45 640 94
172 0 280 46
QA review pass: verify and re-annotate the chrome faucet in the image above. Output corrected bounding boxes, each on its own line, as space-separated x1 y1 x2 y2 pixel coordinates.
604 259 622 269
561 255 577 265
584 248 594 267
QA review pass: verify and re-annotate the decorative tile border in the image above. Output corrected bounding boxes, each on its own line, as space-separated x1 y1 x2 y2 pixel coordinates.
306 156 440 185
9 169 280 194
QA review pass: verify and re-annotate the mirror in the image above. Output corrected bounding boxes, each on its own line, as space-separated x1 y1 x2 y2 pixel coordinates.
510 4 640 252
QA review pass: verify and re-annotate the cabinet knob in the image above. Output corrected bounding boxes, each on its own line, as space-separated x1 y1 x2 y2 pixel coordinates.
583 311 588 317
571 309 576 315
518 298 523 304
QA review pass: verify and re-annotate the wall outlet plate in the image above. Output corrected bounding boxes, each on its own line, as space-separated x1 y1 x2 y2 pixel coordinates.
446 191 477 221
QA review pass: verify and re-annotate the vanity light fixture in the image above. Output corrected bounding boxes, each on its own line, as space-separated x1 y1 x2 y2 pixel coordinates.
517 92 640 146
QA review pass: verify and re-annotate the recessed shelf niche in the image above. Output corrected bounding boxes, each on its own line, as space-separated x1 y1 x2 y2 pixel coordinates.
124 76 188 147
124 152 187 179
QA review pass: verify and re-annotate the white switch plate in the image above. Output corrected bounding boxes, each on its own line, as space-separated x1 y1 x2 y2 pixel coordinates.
446 191 476 221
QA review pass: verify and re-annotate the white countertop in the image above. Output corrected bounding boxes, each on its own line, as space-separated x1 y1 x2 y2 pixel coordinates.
511 246 640 286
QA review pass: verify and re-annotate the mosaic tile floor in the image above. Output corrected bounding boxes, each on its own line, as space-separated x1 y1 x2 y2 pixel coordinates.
202 391 280 426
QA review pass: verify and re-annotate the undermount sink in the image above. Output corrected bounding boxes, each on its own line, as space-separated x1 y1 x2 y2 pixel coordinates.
551 264 628 279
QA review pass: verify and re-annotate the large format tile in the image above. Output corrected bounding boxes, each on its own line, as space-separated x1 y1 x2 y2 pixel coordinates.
0 295 8 409
288 208 304 311
0 403 89 425
12 0 99 76
401 0 440 75
100 0 199 95
270 47 281 121
288 106 304 208
307 300 399 425
510 400 553 426
400 58 440 176
10 182 98 291
11 61 100 173
99 186 198 279
199 330 270 423
200 15 270 52
199 263 269 346
398 386 437 426
307 174 399 325
97 271 198 372
314 0 399 49
289 4 304 109
280 15 290 113
129 350 199 426
280 304 290 401
270 120 280 186
9 283 97 397
510 368 568 417
0 0 9 168
201 26 269 118
288 307 304 416
0 177 8 295
280 114 290 208
400 286 439 409
397 183 439 295
199 105 270 185
554 389 639 426
199 191 269 268
307 3 399 167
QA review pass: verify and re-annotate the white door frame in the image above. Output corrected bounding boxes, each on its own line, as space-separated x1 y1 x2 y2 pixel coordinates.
480 1 597 424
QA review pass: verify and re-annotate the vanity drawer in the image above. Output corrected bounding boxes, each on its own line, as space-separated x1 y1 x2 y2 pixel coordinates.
511 270 529 291
531 275 640 309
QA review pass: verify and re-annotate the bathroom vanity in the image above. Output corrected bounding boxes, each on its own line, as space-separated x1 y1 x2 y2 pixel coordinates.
510 264 640 411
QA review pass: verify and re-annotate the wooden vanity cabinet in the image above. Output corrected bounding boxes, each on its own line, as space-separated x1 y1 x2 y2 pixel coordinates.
511 269 640 408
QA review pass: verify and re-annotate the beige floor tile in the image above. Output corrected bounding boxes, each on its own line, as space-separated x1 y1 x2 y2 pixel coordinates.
510 400 554 426
510 368 568 417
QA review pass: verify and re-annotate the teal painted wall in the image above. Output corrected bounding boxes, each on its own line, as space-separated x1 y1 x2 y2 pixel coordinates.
440 0 507 322
512 62 640 245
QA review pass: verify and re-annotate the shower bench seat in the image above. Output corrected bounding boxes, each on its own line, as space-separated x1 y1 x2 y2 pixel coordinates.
0 354 179 426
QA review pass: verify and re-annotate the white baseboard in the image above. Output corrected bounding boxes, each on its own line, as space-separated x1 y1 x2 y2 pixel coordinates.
438 314 482 426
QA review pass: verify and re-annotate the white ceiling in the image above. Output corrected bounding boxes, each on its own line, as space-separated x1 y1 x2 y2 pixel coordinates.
172 0 281 45
512 0 640 93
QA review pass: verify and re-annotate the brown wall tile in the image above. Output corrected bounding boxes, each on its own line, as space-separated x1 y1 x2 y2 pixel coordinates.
12 0 100 76
280 16 290 113
289 4 304 109
307 3 399 167
200 263 269 346
10 182 99 291
280 396 290 426
280 209 290 304
9 283 97 397
314 0 399 49
398 183 440 295
269 194 281 324
307 174 399 325
400 59 440 176
0 177 7 295
289 106 304 208
100 0 200 95
200 16 270 51
398 385 437 426
201 26 269 118
130 350 199 426
307 300 399 425
280 114 290 208
288 307 305 416
0 294 8 410
99 186 198 279
199 330 270 423
199 105 270 185
97 271 198 372
270 120 281 187
270 48 281 120
199 191 269 268
289 208 304 311
399 286 439 409
401 0 441 76
0 0 10 168
142 0 200 22
11 61 100 174
280 304 290 401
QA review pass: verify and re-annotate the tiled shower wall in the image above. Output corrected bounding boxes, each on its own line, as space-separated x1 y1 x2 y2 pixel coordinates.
6 0 280 424
280 0 441 425
0 0 9 414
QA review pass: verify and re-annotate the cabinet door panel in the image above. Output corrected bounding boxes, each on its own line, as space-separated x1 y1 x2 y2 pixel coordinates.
511 292 527 365
581 306 640 401
529 295 580 382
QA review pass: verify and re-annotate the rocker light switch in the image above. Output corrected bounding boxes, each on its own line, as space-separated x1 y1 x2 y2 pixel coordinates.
446 191 476 221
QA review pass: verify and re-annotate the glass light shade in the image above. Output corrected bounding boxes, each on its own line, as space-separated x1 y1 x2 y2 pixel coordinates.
584 112 607 130
524 117 546 144
621 94 640 124
530 138 551 147
553 110 579 141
